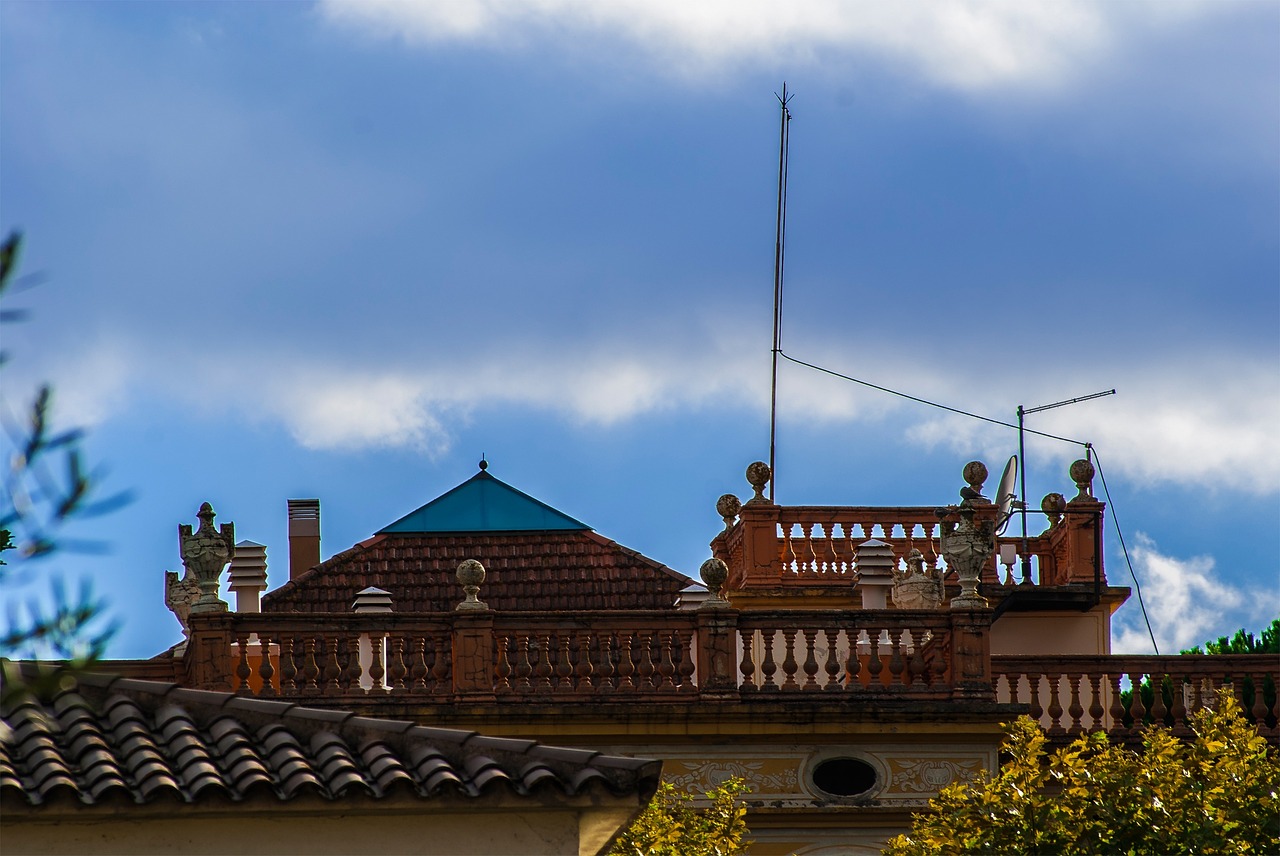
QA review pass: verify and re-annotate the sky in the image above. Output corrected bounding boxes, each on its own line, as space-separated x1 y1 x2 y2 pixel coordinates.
2 0 1277 660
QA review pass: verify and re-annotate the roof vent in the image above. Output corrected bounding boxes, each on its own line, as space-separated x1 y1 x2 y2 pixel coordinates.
227 540 268 613
352 586 394 614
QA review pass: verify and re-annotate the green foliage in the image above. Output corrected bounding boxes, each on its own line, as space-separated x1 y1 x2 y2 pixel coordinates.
1182 618 1280 656
610 778 750 856
1 230 121 703
884 690 1280 855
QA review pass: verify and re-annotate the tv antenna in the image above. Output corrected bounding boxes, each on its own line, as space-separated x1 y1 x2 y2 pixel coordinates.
1016 389 1115 582
768 83 794 502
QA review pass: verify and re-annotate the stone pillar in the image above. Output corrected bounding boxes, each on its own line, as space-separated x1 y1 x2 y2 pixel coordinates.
186 613 234 691
1062 459 1106 586
949 609 994 700
451 612 495 699
696 608 740 699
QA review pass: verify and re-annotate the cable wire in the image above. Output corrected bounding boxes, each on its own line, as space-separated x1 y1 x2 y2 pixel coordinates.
777 350 1089 446
1090 446 1159 654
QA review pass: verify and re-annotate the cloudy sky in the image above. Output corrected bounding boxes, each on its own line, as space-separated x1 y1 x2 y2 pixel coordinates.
2 0 1276 659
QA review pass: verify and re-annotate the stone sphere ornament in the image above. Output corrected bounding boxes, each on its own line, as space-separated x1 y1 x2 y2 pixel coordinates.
1069 458 1096 500
745 461 772 504
1041 492 1067 528
716 494 742 528
455 559 489 611
700 557 730 605
962 461 988 496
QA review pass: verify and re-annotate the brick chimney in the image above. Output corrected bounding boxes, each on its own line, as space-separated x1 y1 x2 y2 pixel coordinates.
287 499 320 581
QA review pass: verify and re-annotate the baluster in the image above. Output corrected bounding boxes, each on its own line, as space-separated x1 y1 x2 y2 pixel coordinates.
780 629 799 690
1169 673 1190 734
1107 673 1125 734
321 635 341 692
345 634 364 692
369 635 386 691
235 634 252 694
675 631 696 692
821 523 839 574
280 636 298 695
1127 671 1148 732
802 630 820 690
495 636 513 694
908 631 926 688
574 633 594 692
335 636 352 693
1046 672 1064 734
409 637 428 691
799 522 817 574
636 633 656 690
739 631 757 691
387 636 407 691
534 636 554 692
823 629 841 691
888 629 905 687
845 630 862 689
1067 674 1084 732
759 629 779 691
1028 672 1044 724
840 521 856 574
617 633 636 691
1250 672 1269 726
1149 672 1169 727
1087 674 1104 731
257 634 276 697
596 635 616 694
301 637 320 694
866 630 884 690
430 632 450 693
514 636 533 693
781 525 797 572
656 632 677 691
555 636 574 691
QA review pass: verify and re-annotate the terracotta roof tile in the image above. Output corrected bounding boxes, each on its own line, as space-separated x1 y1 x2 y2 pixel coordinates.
262 531 691 614
2 668 660 809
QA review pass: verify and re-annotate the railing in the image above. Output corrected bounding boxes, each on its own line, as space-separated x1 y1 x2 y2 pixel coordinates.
713 500 1105 592
735 609 955 698
184 607 993 703
993 655 1279 740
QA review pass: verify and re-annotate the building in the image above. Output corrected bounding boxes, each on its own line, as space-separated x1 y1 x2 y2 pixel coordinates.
5 457 1277 855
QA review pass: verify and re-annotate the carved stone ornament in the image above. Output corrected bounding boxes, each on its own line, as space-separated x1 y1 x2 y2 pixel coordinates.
892 549 943 610
164 569 201 638
744 461 771 505
940 466 996 610
178 502 234 615
1069 458 1096 501
1041 492 1067 530
700 557 730 606
455 559 489 611
716 493 742 529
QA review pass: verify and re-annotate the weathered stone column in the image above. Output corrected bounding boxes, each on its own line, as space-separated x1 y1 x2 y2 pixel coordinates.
452 560 494 699
949 609 995 701
737 462 782 588
697 558 739 698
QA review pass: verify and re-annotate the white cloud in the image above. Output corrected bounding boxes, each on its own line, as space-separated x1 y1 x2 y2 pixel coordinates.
1111 534 1280 654
318 0 1221 92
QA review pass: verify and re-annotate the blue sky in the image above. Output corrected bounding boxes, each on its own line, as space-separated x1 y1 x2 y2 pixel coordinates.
2 0 1277 659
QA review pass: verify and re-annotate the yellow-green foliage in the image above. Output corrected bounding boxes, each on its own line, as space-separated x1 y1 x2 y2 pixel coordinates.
885 690 1280 855
610 777 750 856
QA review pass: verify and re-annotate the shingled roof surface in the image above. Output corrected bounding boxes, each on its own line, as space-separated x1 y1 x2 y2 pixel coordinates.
263 530 691 613
1 669 661 808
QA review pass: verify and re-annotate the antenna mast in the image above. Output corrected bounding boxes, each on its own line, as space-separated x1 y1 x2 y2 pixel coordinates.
769 84 793 502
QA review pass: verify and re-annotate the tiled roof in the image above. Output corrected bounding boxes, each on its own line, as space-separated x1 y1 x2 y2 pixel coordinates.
380 468 591 534
1 668 661 808
262 530 691 613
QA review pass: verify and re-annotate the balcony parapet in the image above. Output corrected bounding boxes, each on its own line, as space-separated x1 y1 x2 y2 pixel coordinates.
993 654 1279 742
183 606 995 704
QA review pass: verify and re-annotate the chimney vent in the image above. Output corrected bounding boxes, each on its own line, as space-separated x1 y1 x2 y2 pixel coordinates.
352 586 393 614
227 540 268 612
287 499 320 581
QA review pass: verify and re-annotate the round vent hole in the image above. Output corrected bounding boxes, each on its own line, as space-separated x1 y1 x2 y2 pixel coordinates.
812 758 877 797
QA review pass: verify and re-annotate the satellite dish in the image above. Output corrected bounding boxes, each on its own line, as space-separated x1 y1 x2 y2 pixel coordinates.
995 455 1019 536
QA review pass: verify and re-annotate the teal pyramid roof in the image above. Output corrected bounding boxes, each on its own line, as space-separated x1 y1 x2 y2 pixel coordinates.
378 466 591 534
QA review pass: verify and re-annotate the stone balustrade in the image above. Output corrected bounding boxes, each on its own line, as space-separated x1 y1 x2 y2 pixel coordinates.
993 654 1279 741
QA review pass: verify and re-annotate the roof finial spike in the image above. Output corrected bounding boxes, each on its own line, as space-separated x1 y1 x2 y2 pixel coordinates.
479 454 488 471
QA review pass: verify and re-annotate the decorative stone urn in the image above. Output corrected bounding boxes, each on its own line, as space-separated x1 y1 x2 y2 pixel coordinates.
939 463 996 610
455 559 489 611
892 549 944 610
179 502 234 615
